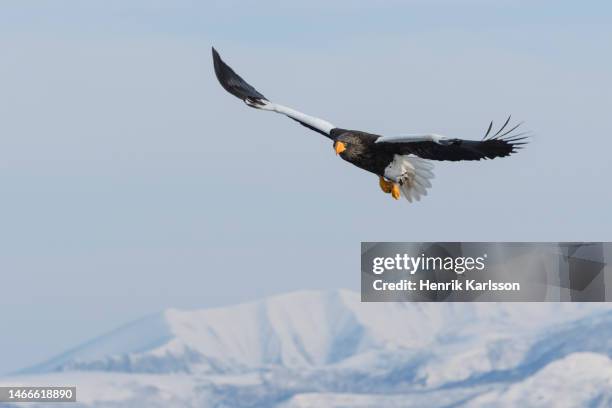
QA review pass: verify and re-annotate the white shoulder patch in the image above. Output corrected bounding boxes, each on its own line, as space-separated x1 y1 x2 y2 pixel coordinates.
244 100 335 136
271 103 335 135
376 134 447 144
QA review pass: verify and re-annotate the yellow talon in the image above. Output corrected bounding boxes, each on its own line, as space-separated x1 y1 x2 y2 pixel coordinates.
391 184 401 200
379 176 393 194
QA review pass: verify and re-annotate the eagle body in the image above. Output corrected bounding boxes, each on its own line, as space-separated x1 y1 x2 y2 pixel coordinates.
212 47 527 203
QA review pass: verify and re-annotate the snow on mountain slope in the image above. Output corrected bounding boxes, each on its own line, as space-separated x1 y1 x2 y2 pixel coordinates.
22 313 175 374
21 290 608 376
467 353 612 408
416 307 612 389
0 372 201 408
3 290 612 408
276 353 612 408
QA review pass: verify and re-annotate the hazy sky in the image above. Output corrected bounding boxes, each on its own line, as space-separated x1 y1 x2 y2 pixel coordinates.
1 1 611 374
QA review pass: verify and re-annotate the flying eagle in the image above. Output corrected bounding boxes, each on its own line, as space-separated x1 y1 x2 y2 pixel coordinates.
212 47 527 202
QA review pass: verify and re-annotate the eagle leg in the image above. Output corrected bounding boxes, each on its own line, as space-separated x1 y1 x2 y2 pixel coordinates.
379 177 393 194
391 183 401 200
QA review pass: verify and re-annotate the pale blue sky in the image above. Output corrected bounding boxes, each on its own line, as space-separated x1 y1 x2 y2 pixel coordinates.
1 1 611 374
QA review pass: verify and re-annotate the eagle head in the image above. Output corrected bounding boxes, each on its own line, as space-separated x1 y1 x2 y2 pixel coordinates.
333 133 366 159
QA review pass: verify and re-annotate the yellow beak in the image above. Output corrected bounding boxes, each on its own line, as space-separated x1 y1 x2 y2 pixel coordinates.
334 141 346 155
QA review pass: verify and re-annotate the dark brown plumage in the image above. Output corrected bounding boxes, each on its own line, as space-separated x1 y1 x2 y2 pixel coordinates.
331 130 394 176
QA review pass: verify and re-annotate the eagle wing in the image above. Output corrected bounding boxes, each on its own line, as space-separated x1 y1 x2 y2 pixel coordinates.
375 117 528 161
212 47 337 139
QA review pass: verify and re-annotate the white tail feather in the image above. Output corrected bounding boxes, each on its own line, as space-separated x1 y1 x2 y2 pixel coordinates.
383 155 435 203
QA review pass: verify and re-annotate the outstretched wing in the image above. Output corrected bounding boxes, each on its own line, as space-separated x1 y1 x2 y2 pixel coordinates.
212 47 337 139
375 117 528 161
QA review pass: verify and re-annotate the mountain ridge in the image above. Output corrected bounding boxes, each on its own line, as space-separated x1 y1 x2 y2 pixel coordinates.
5 290 612 407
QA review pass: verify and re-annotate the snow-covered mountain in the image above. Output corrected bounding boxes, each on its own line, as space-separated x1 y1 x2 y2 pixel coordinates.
2 290 612 407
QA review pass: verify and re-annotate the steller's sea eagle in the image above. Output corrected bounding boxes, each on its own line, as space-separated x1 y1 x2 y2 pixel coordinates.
212 47 527 202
